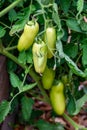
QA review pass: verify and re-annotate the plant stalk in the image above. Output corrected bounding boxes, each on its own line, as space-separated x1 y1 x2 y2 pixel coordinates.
5 46 17 51
63 113 87 130
0 0 24 17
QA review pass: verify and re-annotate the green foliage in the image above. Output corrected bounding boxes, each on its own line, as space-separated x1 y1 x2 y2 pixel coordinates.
80 20 87 31
40 0 53 5
18 48 33 64
10 71 37 92
36 119 65 130
56 40 87 77
7 60 17 72
18 51 27 65
67 90 87 116
0 26 6 38
52 3 62 31
77 0 84 17
8 9 17 22
81 42 87 66
0 0 5 8
9 6 36 35
73 94 87 115
21 96 34 122
60 0 71 13
64 43 78 59
66 18 82 33
67 92 76 115
10 72 22 88
0 101 11 123
21 83 37 93
26 48 33 64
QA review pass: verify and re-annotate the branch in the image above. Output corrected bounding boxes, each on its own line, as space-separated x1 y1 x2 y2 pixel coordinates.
63 113 87 130
0 0 24 17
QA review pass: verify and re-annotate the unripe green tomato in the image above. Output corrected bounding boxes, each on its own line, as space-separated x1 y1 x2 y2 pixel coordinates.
50 81 66 115
32 41 47 74
17 21 39 51
44 27 56 58
42 66 55 90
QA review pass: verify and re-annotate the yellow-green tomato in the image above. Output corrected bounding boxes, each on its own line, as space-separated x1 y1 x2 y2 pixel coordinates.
44 27 56 58
50 81 66 115
32 41 47 74
17 21 39 51
24 21 39 36
42 66 55 90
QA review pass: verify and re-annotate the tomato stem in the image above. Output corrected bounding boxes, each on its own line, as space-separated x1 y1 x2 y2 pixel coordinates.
0 0 24 17
5 46 17 51
36 0 47 30
63 113 87 130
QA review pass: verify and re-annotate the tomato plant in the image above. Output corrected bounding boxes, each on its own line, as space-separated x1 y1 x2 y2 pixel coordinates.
0 0 87 130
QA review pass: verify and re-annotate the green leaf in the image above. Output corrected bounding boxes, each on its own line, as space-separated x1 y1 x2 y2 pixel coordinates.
10 72 22 88
36 119 52 130
64 43 78 59
66 18 82 33
8 9 17 22
80 20 87 32
73 94 87 115
21 83 37 92
52 3 61 30
77 0 84 17
30 110 43 123
60 0 71 13
0 101 11 123
9 19 26 36
18 51 27 65
7 60 17 72
21 96 34 122
81 42 87 66
53 2 58 13
36 119 65 130
26 48 33 64
67 92 76 115
9 6 36 35
0 26 6 38
83 87 87 94
57 29 64 40
65 54 85 77
41 0 53 5
56 40 87 77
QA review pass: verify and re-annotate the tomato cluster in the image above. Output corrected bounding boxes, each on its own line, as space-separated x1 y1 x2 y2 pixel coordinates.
17 20 66 116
